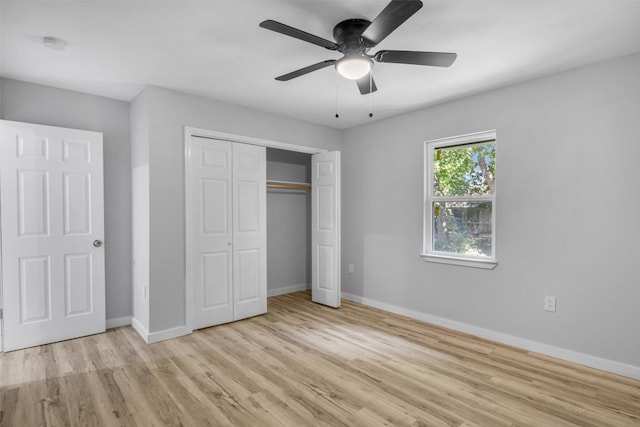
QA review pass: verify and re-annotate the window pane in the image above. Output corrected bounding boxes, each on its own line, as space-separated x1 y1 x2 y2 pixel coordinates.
432 201 492 257
433 141 495 196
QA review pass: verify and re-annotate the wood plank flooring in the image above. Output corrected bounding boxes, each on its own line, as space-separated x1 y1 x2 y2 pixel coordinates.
1 291 639 426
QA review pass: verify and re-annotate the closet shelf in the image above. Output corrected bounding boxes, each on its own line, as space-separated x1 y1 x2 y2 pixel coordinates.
267 180 311 191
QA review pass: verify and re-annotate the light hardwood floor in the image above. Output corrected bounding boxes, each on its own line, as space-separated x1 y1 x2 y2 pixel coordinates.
1 291 639 426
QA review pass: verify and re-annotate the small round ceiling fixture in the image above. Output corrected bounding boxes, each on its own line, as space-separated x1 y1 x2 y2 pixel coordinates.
42 36 67 51
336 55 372 80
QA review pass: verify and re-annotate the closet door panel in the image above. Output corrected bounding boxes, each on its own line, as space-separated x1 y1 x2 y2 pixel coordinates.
190 137 233 328
236 181 260 232
232 143 267 320
311 151 341 308
237 249 260 302
201 179 228 234
201 252 230 308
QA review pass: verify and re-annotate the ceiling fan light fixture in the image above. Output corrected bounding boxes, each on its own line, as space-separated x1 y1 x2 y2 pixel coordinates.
336 56 372 80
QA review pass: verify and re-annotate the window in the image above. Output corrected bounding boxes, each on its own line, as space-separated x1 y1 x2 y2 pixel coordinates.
422 130 497 269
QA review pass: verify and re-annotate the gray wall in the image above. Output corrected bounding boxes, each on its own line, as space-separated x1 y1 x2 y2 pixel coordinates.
266 149 312 293
341 53 640 368
0 78 132 321
136 86 341 333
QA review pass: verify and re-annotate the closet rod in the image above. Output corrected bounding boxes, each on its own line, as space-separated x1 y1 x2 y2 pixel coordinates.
267 183 311 190
266 180 311 191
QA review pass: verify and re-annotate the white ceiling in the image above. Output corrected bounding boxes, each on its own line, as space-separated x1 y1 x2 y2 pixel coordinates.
2 1 640 129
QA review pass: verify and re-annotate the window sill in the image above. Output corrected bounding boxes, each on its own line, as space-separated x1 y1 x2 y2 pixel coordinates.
420 253 498 270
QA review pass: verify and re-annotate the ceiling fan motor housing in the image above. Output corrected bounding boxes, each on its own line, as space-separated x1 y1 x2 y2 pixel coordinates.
333 19 373 54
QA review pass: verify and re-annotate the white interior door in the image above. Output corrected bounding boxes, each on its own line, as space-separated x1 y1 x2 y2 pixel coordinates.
232 143 267 320
311 151 341 308
0 120 105 351
189 137 234 329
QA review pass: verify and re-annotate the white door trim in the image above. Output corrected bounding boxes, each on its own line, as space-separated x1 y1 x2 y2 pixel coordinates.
185 127 328 155
184 126 330 333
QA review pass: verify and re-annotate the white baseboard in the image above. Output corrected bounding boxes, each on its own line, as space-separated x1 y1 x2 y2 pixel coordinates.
268 283 310 297
106 316 132 329
341 292 640 380
131 316 191 344
131 317 150 343
147 325 191 344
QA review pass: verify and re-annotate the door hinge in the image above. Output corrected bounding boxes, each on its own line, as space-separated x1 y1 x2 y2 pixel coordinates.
0 308 3 320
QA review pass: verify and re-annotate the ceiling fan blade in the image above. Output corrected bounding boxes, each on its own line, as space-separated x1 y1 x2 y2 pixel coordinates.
356 73 378 95
260 20 338 50
361 0 423 46
275 60 336 81
375 50 457 67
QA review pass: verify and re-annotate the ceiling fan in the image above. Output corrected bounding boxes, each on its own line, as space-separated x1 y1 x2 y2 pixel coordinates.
259 0 457 95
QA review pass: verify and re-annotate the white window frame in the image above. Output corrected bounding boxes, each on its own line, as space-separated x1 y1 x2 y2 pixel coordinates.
422 130 498 269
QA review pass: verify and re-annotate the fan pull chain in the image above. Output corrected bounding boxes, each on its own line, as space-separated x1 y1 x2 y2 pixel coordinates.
369 72 374 118
335 71 340 119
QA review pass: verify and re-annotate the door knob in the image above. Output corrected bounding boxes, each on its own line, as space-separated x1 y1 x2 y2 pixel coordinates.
93 240 103 248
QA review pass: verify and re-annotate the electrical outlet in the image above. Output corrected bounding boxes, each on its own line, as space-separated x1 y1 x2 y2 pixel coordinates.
348 264 354 274
544 295 556 312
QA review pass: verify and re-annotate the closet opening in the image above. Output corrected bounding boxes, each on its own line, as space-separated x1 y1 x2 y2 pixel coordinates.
185 127 341 333
266 148 312 297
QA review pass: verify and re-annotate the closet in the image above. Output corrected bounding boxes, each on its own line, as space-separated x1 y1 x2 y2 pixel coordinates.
266 148 312 297
186 131 340 332
266 147 342 308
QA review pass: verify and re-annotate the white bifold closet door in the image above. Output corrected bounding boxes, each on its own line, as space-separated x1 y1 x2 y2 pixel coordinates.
189 136 266 329
311 151 341 308
0 120 105 351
